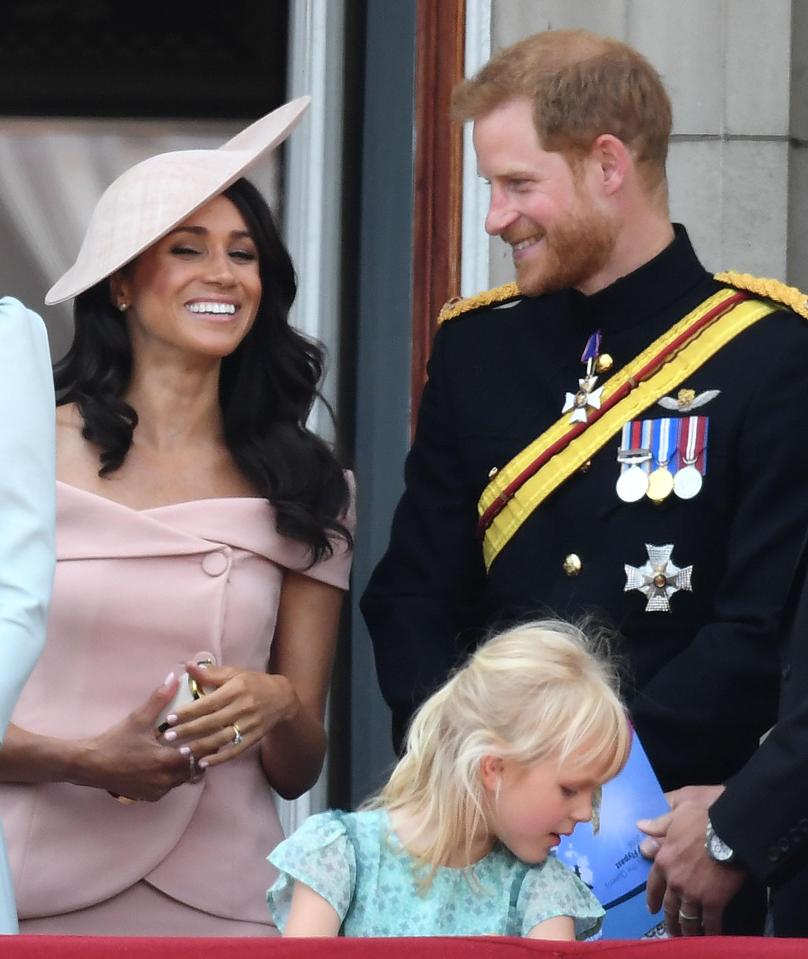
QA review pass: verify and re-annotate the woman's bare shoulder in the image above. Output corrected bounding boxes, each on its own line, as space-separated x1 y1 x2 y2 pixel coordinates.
56 403 102 485
55 402 83 432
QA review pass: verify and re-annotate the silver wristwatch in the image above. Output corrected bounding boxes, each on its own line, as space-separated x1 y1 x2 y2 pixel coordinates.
705 817 736 865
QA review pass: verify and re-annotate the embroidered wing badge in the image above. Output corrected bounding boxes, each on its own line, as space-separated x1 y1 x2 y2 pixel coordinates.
658 388 720 412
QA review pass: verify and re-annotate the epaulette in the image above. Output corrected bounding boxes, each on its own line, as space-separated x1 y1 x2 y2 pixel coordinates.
437 281 521 325
715 271 808 320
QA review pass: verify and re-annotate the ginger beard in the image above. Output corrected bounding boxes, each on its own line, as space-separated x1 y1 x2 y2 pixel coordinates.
508 199 617 297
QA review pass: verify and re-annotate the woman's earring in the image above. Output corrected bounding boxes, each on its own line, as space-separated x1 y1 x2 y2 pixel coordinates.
117 301 128 313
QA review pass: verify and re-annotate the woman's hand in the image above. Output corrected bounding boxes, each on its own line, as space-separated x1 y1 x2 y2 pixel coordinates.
74 673 199 801
157 573 344 796
161 663 298 769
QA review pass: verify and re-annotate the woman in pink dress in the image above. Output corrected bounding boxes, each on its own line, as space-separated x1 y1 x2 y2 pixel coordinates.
0 98 355 935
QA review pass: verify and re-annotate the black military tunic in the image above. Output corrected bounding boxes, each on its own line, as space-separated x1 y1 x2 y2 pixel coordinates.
710 532 808 936
362 226 808 803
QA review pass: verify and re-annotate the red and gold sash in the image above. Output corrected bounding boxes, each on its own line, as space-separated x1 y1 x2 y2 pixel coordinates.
477 288 778 570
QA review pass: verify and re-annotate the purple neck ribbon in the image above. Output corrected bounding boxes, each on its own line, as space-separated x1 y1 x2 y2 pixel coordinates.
581 329 602 364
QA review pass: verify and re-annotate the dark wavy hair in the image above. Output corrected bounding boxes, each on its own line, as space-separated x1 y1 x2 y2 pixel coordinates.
53 177 351 563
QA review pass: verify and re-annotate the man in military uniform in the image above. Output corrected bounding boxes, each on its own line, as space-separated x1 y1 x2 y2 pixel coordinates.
361 29 808 935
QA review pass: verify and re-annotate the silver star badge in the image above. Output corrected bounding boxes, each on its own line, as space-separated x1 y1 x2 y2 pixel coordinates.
562 376 604 424
624 544 693 612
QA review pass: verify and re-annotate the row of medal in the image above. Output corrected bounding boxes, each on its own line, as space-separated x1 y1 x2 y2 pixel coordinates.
616 416 708 503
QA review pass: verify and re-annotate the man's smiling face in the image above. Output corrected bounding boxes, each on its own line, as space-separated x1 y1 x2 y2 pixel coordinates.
474 97 616 296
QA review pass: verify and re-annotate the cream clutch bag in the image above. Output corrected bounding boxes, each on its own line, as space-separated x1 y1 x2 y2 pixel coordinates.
155 654 216 734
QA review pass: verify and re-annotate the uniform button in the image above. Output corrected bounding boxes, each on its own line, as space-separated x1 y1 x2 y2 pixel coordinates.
201 551 229 577
562 554 582 576
595 353 613 374
768 845 780 862
782 663 792 680
789 827 801 844
800 818 808 834
779 837 791 853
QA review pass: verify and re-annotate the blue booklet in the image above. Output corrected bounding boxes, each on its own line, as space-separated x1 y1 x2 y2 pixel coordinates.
556 732 669 939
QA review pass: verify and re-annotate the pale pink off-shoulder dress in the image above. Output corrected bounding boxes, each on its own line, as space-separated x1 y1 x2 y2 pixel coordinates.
0 479 354 935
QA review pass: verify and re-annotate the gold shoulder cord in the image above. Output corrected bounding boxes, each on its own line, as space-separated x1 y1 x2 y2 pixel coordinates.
437 282 521 325
715 271 808 320
439 273 808 325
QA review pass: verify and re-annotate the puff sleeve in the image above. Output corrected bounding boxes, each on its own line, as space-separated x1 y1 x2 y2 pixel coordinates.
267 811 356 931
518 855 604 940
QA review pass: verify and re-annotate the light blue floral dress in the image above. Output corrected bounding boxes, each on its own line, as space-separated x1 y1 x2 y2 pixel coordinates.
267 809 603 938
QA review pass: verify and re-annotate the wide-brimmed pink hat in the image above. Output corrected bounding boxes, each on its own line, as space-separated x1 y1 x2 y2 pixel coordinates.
45 96 310 305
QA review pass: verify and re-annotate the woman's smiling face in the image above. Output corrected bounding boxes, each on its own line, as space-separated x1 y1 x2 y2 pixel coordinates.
112 193 262 361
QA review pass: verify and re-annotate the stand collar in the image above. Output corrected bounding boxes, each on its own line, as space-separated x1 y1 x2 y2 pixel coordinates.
564 224 709 334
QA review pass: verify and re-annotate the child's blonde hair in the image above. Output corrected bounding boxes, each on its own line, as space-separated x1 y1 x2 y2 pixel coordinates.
373 619 631 878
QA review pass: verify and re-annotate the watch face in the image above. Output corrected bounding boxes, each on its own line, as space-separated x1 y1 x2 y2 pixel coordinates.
708 826 735 862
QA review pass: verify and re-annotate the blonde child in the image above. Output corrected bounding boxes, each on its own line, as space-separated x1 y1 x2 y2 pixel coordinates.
267 620 631 939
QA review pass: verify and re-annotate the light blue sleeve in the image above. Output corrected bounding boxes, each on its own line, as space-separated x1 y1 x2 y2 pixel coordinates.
0 297 55 739
266 811 356 932
518 854 605 940
0 297 55 934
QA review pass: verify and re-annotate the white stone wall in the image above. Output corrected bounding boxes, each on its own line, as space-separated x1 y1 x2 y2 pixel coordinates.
788 0 808 285
481 0 806 290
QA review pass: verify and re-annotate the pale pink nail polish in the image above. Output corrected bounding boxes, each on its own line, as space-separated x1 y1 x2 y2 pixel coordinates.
179 746 191 756
198 759 209 769
166 714 178 725
163 671 175 686
164 730 177 742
